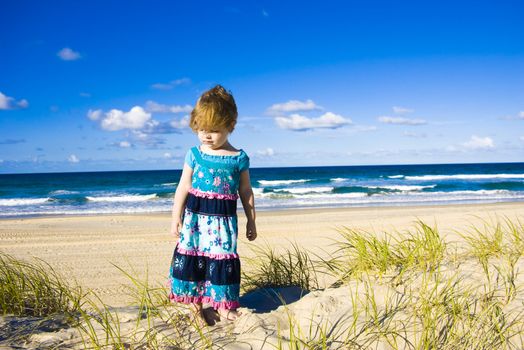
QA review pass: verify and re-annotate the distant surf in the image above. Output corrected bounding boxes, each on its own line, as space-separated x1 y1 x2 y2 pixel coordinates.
258 179 310 186
86 194 158 202
405 173 524 180
1 163 523 217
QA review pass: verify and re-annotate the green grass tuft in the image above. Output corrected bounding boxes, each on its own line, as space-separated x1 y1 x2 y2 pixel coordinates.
242 241 320 293
323 220 445 282
0 251 84 319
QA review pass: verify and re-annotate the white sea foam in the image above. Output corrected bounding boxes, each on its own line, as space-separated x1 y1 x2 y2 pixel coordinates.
405 174 524 181
273 186 334 194
0 206 169 217
330 178 348 182
298 192 368 199
49 190 79 195
387 175 405 179
254 189 524 209
426 189 511 196
86 194 158 202
158 182 178 187
2 189 523 217
252 187 292 198
0 198 51 206
366 185 437 191
252 188 265 196
258 179 310 186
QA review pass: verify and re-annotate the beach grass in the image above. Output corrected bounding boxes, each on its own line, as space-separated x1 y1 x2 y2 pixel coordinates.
2 215 524 349
76 262 214 349
0 252 85 346
241 241 320 293
319 219 446 284
458 214 524 261
0 251 84 318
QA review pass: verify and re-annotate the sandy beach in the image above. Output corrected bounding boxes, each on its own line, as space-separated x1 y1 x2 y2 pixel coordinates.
2 201 524 348
1 202 523 307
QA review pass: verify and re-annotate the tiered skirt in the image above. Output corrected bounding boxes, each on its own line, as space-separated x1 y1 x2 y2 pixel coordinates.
169 188 241 309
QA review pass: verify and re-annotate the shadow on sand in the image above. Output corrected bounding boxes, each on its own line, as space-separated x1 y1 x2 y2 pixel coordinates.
239 286 310 313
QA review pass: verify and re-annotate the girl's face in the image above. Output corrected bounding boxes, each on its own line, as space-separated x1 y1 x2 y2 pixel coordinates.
198 127 230 150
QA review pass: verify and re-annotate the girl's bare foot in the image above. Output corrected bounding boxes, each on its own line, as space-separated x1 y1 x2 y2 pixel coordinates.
217 308 242 321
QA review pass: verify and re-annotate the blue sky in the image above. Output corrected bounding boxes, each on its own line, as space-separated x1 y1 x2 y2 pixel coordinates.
1 0 523 174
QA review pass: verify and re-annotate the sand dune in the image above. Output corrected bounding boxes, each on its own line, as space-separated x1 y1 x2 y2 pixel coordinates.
1 202 524 348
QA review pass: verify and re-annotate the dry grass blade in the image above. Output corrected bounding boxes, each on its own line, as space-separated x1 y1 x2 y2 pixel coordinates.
0 251 84 318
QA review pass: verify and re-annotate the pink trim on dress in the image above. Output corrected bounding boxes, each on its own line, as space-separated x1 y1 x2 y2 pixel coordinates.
176 246 239 260
189 188 239 200
169 293 240 310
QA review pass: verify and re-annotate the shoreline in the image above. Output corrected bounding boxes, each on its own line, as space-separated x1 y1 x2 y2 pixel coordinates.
1 199 523 221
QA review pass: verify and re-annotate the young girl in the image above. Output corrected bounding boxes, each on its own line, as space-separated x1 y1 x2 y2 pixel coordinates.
168 85 257 324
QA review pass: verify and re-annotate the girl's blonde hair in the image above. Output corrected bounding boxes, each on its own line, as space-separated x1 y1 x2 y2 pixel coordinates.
189 85 238 133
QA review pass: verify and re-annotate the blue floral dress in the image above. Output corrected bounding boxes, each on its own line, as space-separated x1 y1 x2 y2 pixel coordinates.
169 145 250 310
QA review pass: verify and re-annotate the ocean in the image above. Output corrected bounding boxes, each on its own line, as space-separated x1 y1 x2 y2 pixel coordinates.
1 162 523 218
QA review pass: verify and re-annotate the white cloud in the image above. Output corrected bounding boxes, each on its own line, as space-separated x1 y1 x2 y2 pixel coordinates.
94 106 152 131
275 112 352 131
392 106 414 114
519 136 524 142
347 148 399 157
163 152 172 158
403 131 427 138
170 115 190 129
68 154 79 163
461 135 495 150
151 78 191 90
170 78 190 86
17 99 28 108
87 109 102 121
352 125 377 132
119 141 131 148
0 92 28 110
257 148 275 157
151 83 172 90
145 100 193 113
89 106 187 134
499 111 524 120
378 116 427 125
131 130 149 141
141 118 187 134
129 130 166 148
57 47 81 61
267 99 323 115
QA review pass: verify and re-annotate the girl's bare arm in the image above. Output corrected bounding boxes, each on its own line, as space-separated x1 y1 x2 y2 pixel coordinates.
171 163 193 236
239 169 257 240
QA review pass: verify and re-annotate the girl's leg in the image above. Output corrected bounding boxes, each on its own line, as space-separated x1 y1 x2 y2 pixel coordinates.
189 301 202 312
189 302 207 327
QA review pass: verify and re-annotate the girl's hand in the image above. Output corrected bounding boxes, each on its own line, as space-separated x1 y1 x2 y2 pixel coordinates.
246 220 257 241
171 219 182 239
